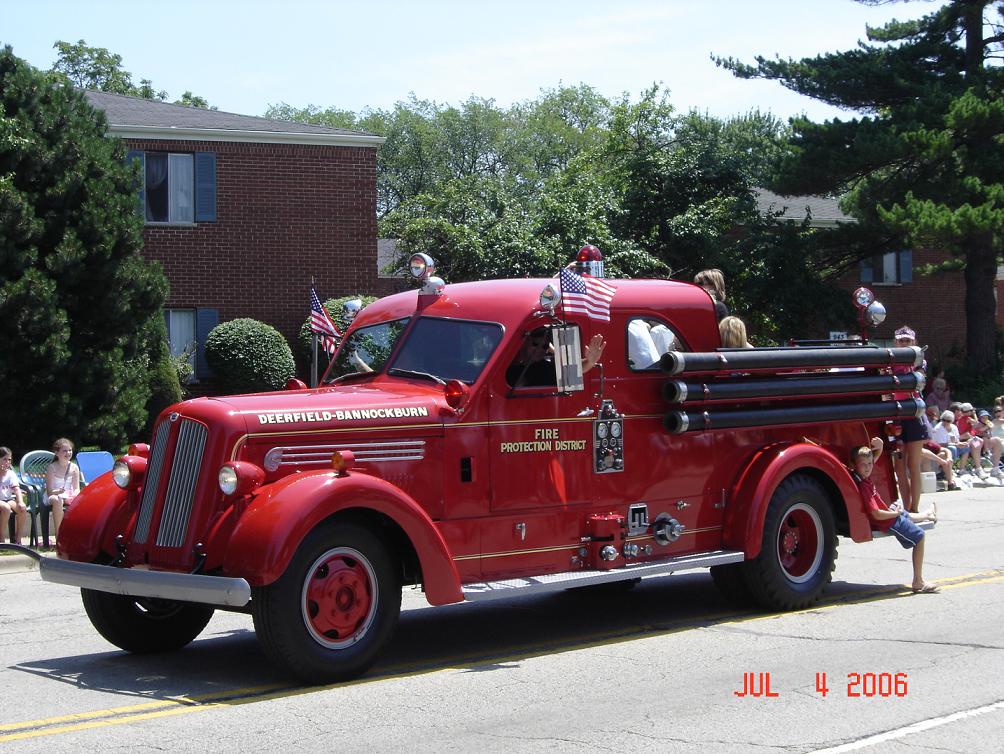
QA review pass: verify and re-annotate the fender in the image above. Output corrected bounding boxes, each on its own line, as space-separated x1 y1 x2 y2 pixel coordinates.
724 442 872 559
57 475 133 562
222 470 462 605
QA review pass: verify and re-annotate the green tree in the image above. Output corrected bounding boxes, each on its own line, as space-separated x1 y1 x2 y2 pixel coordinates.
50 39 138 94
268 86 612 220
718 0 1004 373
50 39 213 108
0 47 170 453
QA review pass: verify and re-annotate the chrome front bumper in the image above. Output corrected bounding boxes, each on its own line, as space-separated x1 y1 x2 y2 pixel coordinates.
0 544 251 607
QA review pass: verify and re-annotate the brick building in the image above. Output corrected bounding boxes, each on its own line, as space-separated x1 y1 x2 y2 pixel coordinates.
86 91 395 381
756 190 985 369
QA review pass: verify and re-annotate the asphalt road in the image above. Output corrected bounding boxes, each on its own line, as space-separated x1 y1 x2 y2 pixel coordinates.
1 484 1002 752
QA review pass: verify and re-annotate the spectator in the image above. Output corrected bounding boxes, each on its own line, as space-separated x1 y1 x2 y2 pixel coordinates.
978 408 1004 482
925 376 951 412
920 410 959 491
955 402 989 481
0 446 28 546
45 438 80 541
852 438 939 594
890 326 928 512
930 409 969 474
719 316 752 348
694 268 729 321
994 395 1004 451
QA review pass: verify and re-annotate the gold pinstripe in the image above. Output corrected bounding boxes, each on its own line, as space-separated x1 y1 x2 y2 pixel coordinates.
229 410 668 458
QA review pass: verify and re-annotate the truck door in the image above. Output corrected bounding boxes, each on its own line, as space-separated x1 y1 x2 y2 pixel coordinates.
487 322 599 512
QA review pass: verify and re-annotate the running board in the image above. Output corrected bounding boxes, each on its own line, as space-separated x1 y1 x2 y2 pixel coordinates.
462 550 745 602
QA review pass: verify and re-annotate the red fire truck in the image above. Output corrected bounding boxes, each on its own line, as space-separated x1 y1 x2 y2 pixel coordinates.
14 253 924 684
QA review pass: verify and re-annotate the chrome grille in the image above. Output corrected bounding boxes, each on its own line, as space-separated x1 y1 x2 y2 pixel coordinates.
155 420 207 548
134 420 170 544
264 440 426 471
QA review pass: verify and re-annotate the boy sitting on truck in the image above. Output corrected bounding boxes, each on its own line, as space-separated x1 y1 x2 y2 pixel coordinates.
852 437 940 594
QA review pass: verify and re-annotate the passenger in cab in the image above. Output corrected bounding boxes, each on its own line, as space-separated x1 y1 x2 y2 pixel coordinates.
506 327 605 387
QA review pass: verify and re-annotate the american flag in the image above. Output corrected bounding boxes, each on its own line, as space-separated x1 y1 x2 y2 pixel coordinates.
310 287 341 355
558 268 616 321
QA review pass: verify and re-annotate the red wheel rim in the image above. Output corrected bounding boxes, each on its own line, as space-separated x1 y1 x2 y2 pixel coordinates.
301 547 378 649
776 503 823 583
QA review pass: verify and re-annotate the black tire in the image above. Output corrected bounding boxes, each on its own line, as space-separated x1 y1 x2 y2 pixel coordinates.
252 522 401 684
81 589 214 653
742 474 837 611
710 563 754 607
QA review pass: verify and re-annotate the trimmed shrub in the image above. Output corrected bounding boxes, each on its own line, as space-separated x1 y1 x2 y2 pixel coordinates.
144 342 183 430
205 318 296 394
298 295 378 367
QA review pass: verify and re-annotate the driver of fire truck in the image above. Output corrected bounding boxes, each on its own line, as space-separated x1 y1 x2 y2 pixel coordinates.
506 326 605 387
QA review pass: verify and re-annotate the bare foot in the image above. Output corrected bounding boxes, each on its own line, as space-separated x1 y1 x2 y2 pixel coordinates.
928 502 938 523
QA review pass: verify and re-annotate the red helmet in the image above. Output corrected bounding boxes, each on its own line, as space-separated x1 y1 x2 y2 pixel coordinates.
575 244 604 278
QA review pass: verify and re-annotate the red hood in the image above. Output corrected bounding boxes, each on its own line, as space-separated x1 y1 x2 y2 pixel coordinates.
178 380 447 436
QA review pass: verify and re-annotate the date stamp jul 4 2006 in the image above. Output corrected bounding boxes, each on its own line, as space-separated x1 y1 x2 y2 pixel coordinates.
734 672 909 699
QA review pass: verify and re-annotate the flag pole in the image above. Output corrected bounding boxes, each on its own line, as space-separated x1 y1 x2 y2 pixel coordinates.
310 277 318 388
312 334 318 388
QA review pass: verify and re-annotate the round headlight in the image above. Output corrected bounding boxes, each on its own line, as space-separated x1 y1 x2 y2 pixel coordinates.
409 253 435 280
866 300 887 326
539 284 561 311
852 286 875 309
218 465 238 496
112 460 131 489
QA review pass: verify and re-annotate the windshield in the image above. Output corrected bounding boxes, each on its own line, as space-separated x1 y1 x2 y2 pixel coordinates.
390 317 503 384
324 318 410 382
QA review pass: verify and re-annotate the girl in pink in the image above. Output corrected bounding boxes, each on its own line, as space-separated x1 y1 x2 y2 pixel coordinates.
45 437 80 541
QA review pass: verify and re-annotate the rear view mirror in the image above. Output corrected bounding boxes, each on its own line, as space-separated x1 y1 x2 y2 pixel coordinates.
553 325 584 393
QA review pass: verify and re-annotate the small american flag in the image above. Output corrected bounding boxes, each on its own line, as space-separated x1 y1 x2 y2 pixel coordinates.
310 287 341 355
559 268 616 321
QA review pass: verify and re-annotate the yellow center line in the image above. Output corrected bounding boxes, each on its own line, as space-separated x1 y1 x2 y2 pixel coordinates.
3 568 1001 742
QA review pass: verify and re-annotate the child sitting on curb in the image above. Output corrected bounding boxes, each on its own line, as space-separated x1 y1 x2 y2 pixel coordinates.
851 437 940 594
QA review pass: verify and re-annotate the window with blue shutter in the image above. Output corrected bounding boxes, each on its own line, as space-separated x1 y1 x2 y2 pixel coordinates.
126 150 216 224
898 249 913 283
859 257 874 283
195 308 220 379
194 152 217 222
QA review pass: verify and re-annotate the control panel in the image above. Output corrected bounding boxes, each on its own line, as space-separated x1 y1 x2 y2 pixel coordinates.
593 399 624 473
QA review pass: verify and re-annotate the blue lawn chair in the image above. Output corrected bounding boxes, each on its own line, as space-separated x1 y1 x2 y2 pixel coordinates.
76 450 114 486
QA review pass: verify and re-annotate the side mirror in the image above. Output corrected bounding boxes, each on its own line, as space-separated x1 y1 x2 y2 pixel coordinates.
553 325 584 393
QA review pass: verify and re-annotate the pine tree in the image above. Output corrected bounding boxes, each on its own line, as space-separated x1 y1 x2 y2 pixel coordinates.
0 46 169 454
719 0 1004 373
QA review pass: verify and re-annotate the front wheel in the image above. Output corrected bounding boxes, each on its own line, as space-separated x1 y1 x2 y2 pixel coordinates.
252 522 401 684
742 474 837 611
81 589 214 653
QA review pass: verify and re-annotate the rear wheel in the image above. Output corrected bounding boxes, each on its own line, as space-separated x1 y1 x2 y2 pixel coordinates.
81 589 214 653
252 522 400 684
742 474 837 611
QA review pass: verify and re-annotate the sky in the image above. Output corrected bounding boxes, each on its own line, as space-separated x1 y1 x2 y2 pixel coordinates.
3 0 947 122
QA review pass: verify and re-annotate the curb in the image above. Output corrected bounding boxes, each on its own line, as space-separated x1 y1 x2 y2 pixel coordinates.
0 554 40 575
